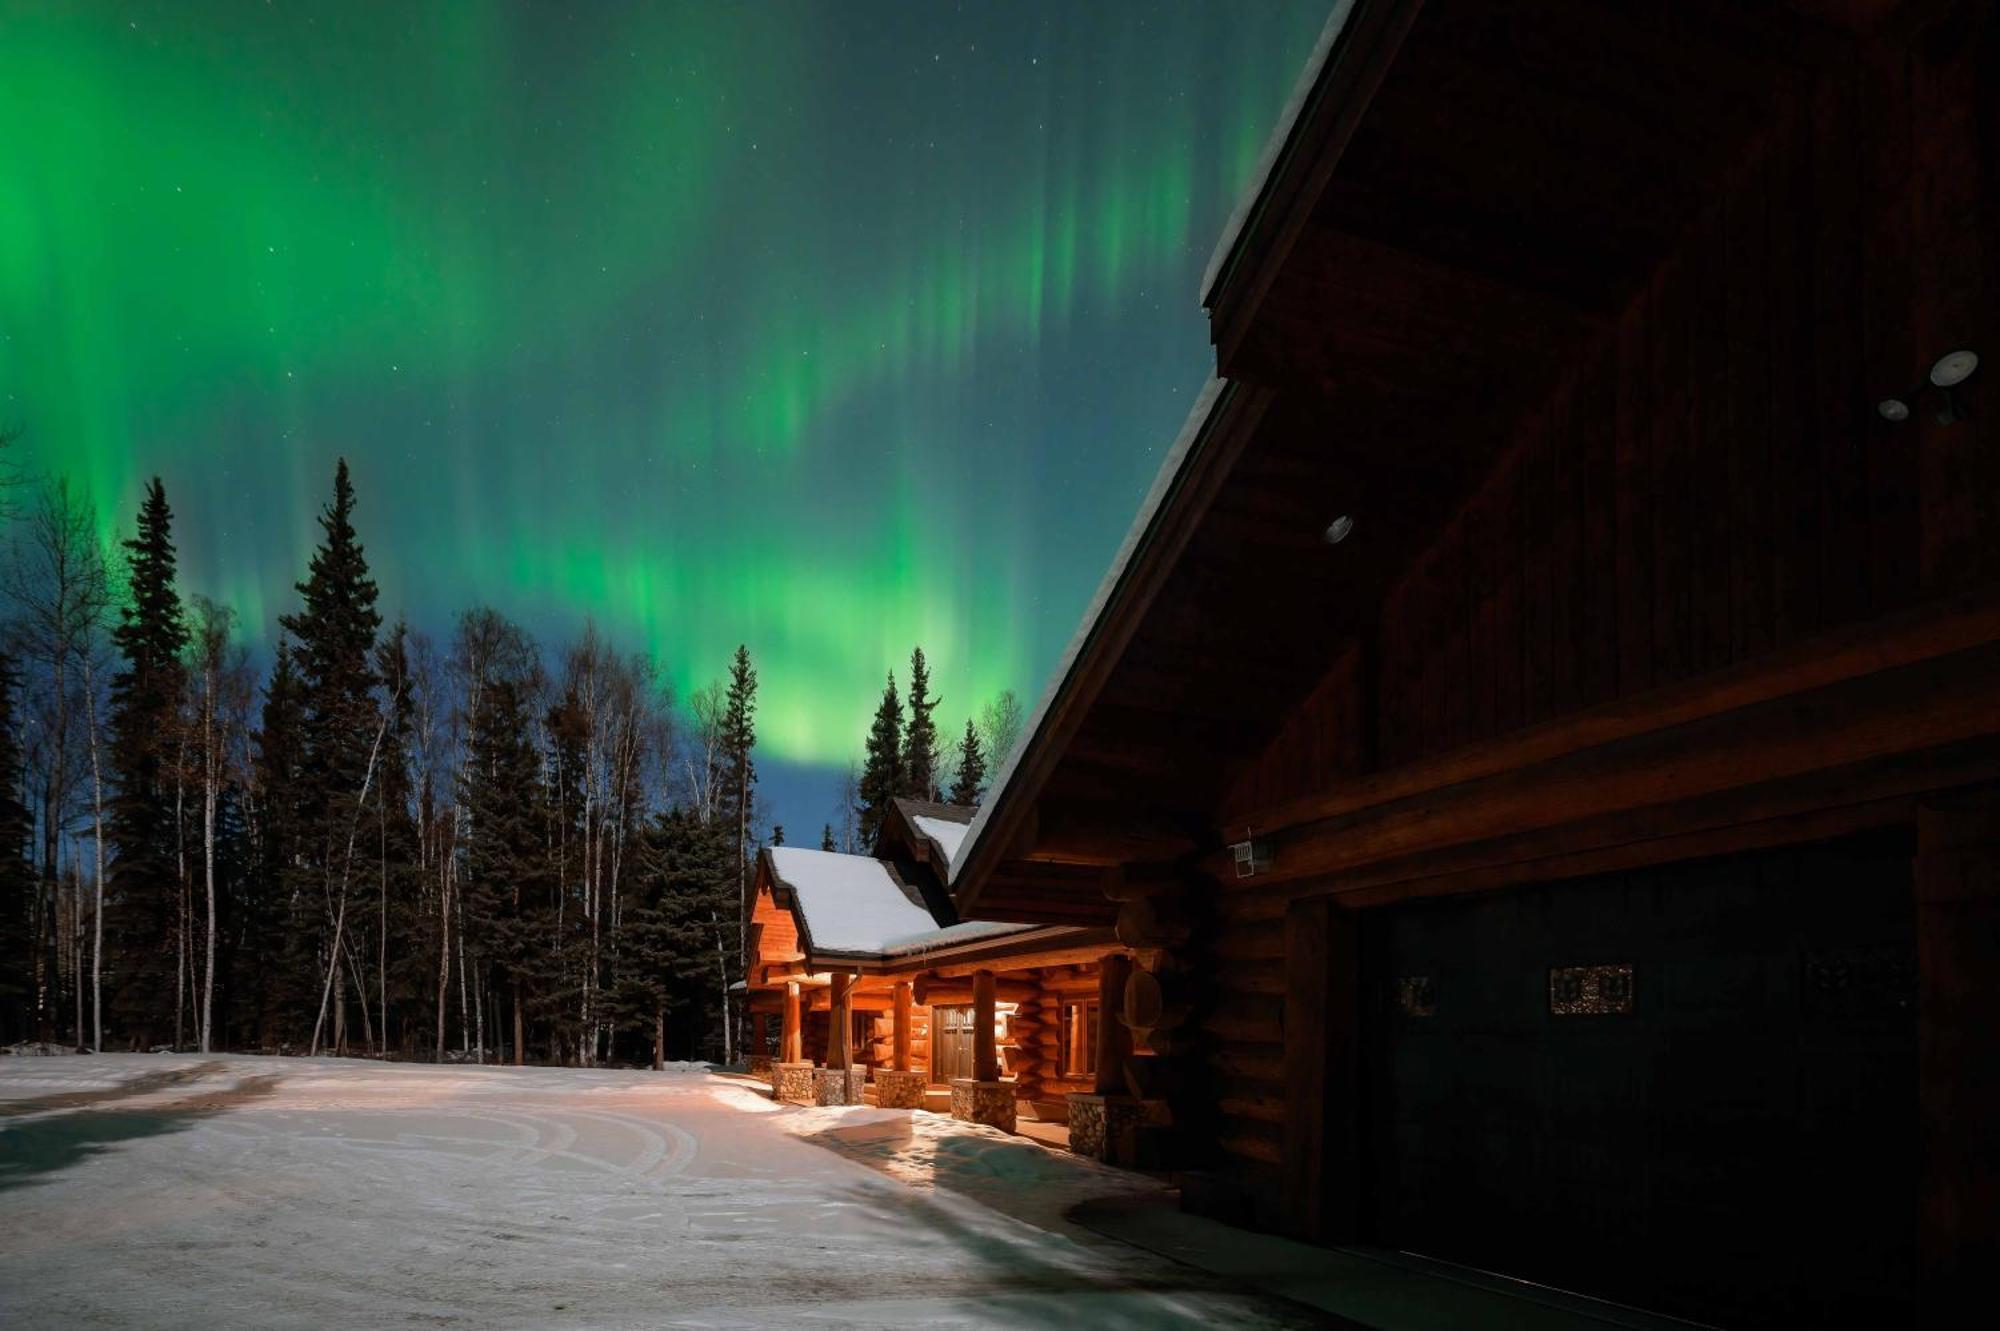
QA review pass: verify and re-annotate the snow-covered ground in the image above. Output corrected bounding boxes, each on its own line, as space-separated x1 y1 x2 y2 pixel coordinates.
0 1055 1320 1329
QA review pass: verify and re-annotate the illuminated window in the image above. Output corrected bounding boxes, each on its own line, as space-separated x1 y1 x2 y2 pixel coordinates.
1059 1001 1097 1079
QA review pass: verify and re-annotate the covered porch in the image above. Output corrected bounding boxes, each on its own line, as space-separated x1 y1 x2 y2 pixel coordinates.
745 845 1141 1158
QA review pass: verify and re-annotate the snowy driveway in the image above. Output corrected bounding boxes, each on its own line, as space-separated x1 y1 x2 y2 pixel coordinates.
0 1055 1322 1329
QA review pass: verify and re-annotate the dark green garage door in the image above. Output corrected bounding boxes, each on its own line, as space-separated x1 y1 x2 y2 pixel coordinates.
1361 829 1916 1326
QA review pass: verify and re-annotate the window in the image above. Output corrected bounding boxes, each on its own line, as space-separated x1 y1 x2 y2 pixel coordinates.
1059 1001 1098 1079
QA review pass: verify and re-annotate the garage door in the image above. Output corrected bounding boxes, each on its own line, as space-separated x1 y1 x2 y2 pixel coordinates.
1361 829 1916 1326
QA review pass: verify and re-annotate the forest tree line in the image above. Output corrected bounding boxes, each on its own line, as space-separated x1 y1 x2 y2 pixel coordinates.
0 445 1021 1066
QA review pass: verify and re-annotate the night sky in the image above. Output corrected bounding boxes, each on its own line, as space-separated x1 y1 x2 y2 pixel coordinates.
2 1 1327 829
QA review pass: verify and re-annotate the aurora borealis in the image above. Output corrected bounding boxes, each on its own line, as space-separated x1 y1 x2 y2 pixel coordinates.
2 1 1326 822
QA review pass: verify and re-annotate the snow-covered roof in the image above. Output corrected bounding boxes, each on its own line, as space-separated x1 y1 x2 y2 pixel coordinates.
764 846 1034 959
1201 1 1358 305
952 378 1232 886
910 814 970 870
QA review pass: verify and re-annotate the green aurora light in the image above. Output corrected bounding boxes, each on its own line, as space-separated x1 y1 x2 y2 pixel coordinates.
0 1 1326 791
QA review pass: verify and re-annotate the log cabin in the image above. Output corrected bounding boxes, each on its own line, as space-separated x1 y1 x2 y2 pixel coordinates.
945 0 1999 1324
743 799 1135 1147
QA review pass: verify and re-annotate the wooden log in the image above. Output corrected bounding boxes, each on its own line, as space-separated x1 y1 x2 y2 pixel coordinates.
973 970 998 1083
892 981 912 1073
911 975 1039 1006
1116 894 1194 949
1095 954 1133 1096
781 981 803 1063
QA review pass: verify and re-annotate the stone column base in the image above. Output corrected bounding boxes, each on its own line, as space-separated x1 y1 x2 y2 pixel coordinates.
746 1054 774 1083
873 1069 927 1108
773 1061 816 1104
812 1066 868 1106
1066 1093 1143 1162
951 1078 1016 1131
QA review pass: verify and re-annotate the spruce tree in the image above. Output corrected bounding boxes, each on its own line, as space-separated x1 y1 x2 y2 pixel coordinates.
648 805 738 1061
106 478 188 1038
948 718 986 806
0 652 34 1042
900 646 939 801
820 824 836 852
370 621 424 1053
460 676 547 1065
246 643 307 1047
857 672 903 848
718 645 757 1062
279 459 382 1051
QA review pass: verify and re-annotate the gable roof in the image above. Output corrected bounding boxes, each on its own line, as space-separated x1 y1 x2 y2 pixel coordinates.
760 846 1028 962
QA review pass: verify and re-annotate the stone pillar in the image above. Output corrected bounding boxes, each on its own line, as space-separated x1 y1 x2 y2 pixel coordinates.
874 1068 926 1108
1069 953 1137 1161
972 969 997 1082
781 981 803 1064
950 968 1014 1130
1095 953 1132 1095
773 1061 815 1104
892 981 912 1072
1918 789 2000 1315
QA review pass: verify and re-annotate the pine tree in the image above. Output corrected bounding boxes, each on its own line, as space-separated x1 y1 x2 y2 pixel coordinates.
646 805 737 1061
459 676 548 1065
857 672 903 848
900 646 939 801
371 621 424 1054
770 825 784 846
280 458 382 1054
106 478 188 1041
820 824 836 852
948 718 986 806
244 643 306 1047
717 645 757 1062
0 652 35 1042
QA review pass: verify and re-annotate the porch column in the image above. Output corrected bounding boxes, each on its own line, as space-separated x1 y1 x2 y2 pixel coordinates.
874 980 927 1108
893 981 912 1072
814 971 863 1106
972 969 998 1082
1094 953 1132 1096
953 967 1014 1129
772 980 814 1104
1917 788 2000 1313
781 981 802 1062
828 972 853 1070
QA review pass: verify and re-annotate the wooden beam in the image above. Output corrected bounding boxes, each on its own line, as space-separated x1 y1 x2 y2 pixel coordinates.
1225 592 2000 835
1212 610 2000 889
892 982 912 1073
920 940 1125 980
972 970 998 1083
1281 897 1359 1244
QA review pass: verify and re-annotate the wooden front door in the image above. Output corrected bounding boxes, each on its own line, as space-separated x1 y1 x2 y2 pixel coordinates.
1360 829 1917 1326
932 1005 975 1084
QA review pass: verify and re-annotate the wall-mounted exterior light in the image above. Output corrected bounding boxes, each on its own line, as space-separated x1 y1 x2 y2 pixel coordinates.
1231 836 1273 879
1323 514 1354 545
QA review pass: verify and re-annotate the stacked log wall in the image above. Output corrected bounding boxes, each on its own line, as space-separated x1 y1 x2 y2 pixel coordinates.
1199 48 1998 1196
1226 53 1994 818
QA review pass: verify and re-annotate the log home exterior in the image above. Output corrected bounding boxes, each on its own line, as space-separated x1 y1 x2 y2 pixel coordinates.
948 1 1999 1324
743 801 1135 1145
